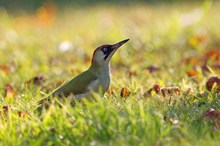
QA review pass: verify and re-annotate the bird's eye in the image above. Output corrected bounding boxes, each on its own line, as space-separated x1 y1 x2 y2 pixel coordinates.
103 48 108 52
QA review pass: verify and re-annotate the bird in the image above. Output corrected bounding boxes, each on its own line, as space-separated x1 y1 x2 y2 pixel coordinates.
37 39 129 106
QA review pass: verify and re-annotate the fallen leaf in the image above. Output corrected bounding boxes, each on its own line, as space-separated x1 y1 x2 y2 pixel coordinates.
186 70 199 77
33 75 45 85
18 111 30 118
205 49 220 61
164 114 168 121
143 88 153 98
4 83 16 98
1 65 8 73
160 87 181 97
107 87 119 96
146 65 160 74
120 87 131 98
153 84 160 93
206 76 220 91
1 105 10 116
205 108 220 129
26 75 46 86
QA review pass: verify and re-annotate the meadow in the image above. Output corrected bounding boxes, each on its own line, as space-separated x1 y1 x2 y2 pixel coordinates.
0 1 220 146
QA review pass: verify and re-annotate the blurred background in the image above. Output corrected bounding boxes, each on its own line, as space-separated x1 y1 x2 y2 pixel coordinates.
0 0 207 11
0 0 219 90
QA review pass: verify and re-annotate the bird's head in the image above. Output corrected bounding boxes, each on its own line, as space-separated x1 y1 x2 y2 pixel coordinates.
91 39 129 67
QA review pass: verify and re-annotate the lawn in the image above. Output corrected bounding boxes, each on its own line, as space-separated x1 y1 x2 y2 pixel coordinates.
0 1 220 146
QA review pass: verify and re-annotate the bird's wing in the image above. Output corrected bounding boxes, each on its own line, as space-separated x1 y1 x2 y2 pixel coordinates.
54 70 98 96
38 70 97 105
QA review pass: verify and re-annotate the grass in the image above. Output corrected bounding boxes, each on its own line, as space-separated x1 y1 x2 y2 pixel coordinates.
0 1 220 146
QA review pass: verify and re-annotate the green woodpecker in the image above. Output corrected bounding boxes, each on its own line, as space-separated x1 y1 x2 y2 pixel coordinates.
38 39 129 105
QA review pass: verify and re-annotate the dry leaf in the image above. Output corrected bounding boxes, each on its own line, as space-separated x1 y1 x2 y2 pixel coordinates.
4 83 16 98
146 65 160 74
164 114 168 121
206 76 220 91
18 111 30 118
1 105 10 116
205 108 220 129
107 87 119 96
153 84 160 93
1 65 8 73
33 75 45 85
205 49 220 61
186 70 199 77
26 75 46 86
144 84 180 97
160 87 180 97
143 88 153 98
120 87 131 98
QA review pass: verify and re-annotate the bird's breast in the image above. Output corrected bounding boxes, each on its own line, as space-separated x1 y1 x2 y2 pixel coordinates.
87 73 110 94
101 74 110 92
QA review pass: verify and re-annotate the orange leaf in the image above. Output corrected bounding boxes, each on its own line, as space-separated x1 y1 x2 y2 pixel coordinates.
107 87 119 96
36 2 56 26
1 65 8 73
205 49 220 61
206 76 220 91
18 111 30 118
186 70 199 77
120 87 130 98
4 83 16 98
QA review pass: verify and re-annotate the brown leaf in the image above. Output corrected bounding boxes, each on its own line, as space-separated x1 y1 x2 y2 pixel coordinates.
1 105 10 116
164 114 168 121
153 84 160 93
205 108 220 129
144 83 160 97
107 87 119 97
146 65 160 74
127 70 137 78
26 75 46 86
1 65 8 73
33 75 45 85
143 88 153 98
206 76 220 91
0 63 17 74
18 111 30 118
145 84 180 97
4 83 16 98
160 87 181 97
205 49 220 61
120 87 131 98
186 70 199 77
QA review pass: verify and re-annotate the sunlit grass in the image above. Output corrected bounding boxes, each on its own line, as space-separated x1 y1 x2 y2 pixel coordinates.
0 1 220 146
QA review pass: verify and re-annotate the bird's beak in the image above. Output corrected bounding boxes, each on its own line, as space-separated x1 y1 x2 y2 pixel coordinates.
103 39 129 61
111 39 129 50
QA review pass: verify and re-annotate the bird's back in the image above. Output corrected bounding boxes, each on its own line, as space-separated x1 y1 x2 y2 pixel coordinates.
52 69 98 97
